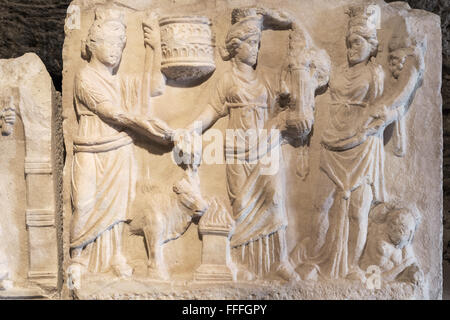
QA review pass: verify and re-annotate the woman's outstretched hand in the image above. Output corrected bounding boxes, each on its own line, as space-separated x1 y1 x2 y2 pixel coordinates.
143 117 175 141
116 113 174 144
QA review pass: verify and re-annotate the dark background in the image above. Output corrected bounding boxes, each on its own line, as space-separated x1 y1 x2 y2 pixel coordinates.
0 0 448 293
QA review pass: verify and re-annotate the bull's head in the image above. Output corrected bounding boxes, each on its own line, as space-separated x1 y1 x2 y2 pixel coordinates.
173 171 209 217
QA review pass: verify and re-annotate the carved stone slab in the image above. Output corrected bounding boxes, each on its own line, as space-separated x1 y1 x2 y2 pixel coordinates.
61 0 442 299
0 53 61 298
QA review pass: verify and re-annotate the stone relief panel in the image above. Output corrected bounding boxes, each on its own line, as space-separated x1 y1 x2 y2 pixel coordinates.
0 53 60 298
61 0 442 300
0 86 19 292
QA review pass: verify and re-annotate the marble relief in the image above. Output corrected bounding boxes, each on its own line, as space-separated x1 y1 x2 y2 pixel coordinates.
58 1 440 300
0 0 441 300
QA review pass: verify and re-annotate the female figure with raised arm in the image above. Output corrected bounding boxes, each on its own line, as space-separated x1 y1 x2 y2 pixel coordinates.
183 7 300 281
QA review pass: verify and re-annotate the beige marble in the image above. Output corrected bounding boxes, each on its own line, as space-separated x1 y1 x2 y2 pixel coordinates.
59 0 442 299
0 53 61 298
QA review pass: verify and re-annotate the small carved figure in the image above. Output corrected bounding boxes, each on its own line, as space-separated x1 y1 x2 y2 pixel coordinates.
360 203 423 285
0 87 18 136
129 171 208 279
68 7 173 285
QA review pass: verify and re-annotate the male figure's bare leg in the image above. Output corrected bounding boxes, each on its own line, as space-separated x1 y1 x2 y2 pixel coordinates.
309 169 337 256
347 183 373 280
292 169 336 280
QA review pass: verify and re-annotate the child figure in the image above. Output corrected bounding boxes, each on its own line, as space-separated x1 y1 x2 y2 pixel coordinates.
360 203 423 285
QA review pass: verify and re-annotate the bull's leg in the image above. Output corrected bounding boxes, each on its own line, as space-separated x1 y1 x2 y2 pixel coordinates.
143 223 169 280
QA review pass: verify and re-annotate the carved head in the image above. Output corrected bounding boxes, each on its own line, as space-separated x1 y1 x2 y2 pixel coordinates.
0 86 19 136
386 208 421 249
222 8 263 64
345 5 379 65
173 174 209 216
82 7 127 69
233 33 261 67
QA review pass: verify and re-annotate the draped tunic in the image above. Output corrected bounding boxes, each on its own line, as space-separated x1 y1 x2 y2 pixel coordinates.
296 61 386 279
70 65 139 249
320 61 386 202
208 66 287 249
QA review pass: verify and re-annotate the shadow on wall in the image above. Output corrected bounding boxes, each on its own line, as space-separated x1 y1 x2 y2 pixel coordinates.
0 0 72 92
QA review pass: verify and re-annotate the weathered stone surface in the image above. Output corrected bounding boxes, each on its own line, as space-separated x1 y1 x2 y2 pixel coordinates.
60 0 442 299
6 0 450 269
0 1 69 91
1 2 448 266
0 0 444 301
0 53 61 298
